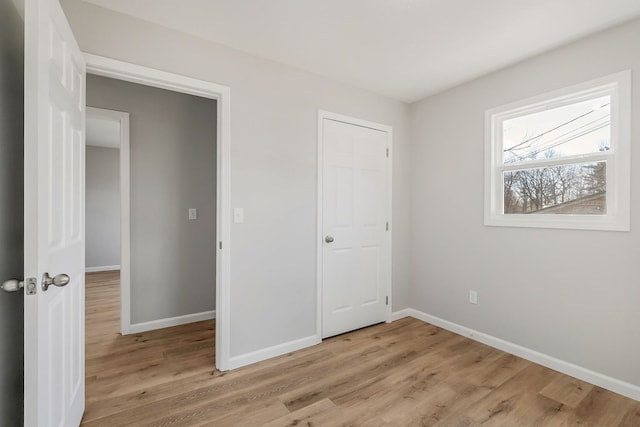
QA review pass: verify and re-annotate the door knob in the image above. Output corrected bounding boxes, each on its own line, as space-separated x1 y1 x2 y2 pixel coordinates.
2 277 37 295
42 272 70 291
1 279 24 293
325 235 335 243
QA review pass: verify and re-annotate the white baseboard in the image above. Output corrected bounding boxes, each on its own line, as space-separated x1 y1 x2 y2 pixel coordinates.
396 308 640 401
85 265 120 273
128 310 216 334
228 335 321 370
390 308 413 322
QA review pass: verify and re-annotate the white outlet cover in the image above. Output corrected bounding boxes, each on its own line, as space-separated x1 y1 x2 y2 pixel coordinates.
188 208 197 220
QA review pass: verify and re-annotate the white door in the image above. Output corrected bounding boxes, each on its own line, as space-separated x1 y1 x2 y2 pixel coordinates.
24 0 86 425
321 116 391 339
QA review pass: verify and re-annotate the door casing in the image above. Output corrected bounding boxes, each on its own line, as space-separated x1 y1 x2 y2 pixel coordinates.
84 54 233 371
316 110 393 339
85 106 130 334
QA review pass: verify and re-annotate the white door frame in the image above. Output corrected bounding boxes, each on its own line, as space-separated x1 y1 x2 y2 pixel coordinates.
84 54 232 371
85 106 130 335
316 110 393 339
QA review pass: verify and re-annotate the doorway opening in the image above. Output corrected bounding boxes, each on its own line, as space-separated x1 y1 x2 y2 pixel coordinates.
85 107 129 333
83 71 220 409
83 54 231 371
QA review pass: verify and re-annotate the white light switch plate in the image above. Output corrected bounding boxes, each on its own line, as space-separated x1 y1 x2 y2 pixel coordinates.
188 208 197 220
234 208 244 223
469 290 478 305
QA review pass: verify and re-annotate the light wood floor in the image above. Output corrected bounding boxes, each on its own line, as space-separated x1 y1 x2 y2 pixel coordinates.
84 271 639 426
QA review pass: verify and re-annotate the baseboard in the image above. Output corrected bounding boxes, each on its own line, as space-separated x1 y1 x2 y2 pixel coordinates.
128 310 216 334
228 335 321 370
85 265 120 273
398 308 640 401
390 308 413 322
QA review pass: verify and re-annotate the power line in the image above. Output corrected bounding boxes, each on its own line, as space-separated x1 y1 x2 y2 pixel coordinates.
509 115 609 154
505 116 610 162
504 102 610 153
504 121 609 164
534 122 609 154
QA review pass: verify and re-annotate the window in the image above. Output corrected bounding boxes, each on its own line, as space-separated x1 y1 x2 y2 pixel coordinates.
484 71 631 231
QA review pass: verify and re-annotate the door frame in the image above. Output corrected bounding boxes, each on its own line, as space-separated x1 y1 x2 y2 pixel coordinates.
316 110 393 339
85 106 130 334
84 54 232 371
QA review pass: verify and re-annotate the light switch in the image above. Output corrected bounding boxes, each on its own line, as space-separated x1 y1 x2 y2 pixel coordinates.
234 208 244 223
188 208 197 220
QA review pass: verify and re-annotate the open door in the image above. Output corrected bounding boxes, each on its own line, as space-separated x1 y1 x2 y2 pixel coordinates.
24 0 86 425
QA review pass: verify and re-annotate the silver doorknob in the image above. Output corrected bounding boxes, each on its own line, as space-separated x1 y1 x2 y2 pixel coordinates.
42 272 70 291
325 235 335 243
1 279 24 293
1 278 37 295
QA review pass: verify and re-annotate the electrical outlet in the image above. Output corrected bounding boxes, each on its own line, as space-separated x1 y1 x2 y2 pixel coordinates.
469 290 478 305
188 208 197 220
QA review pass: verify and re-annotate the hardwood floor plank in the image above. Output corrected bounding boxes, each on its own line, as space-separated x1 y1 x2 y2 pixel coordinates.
568 386 638 426
461 363 557 424
464 353 531 389
539 374 595 408
619 401 640 426
263 398 343 427
82 272 639 426
194 398 290 427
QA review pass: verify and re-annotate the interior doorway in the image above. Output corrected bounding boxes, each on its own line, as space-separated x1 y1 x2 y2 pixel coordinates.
83 54 232 370
82 70 222 410
84 72 219 334
85 107 130 334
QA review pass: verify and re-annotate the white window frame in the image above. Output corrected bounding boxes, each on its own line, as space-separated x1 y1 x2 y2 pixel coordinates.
484 71 631 231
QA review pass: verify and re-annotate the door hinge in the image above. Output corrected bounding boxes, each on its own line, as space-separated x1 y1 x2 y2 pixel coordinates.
219 241 222 250
386 147 389 158
386 222 389 231
385 296 389 305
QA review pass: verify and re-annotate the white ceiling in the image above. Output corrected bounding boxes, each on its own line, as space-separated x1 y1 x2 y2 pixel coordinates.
86 116 120 149
81 0 640 103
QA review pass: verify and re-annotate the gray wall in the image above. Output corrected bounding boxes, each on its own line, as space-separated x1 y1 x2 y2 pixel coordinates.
87 75 217 324
86 146 120 269
0 0 24 425
61 0 411 358
409 19 640 387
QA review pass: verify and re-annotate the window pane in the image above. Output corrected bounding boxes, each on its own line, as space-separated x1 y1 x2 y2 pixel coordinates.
503 161 606 215
502 95 610 164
